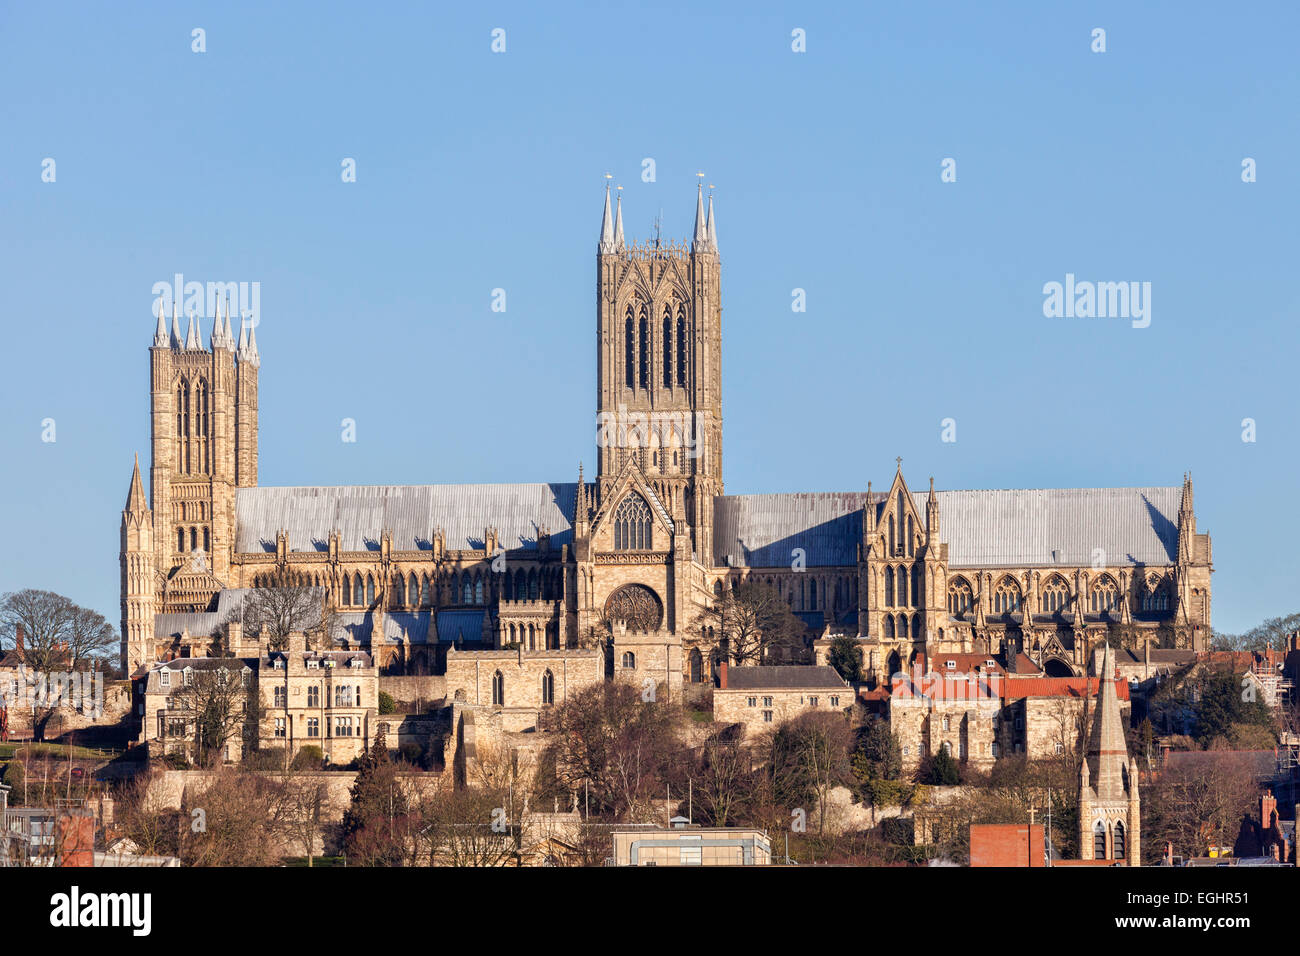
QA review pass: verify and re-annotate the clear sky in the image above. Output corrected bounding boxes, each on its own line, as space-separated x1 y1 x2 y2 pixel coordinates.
1 1 1296 636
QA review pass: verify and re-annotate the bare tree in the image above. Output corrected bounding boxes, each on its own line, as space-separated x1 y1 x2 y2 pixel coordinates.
281 774 327 866
690 731 751 827
0 589 117 669
224 569 325 652
180 767 294 866
168 664 254 767
694 580 805 665
1144 752 1261 860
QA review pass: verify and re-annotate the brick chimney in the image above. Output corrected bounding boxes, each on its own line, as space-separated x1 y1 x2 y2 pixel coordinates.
1261 789 1277 830
718 660 728 689
14 623 24 655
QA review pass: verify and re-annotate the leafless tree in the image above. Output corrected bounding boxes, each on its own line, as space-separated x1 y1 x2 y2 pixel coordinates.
223 569 326 651
694 580 805 665
168 665 255 767
0 588 117 669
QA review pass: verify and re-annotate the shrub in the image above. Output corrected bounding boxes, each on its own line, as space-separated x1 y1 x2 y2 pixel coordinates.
291 745 324 771
378 691 396 715
3 760 25 795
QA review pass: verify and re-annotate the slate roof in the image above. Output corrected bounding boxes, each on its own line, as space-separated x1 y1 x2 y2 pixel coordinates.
723 665 849 691
713 487 1181 569
234 483 577 553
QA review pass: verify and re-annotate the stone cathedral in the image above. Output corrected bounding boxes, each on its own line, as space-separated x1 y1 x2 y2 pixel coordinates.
119 185 1213 688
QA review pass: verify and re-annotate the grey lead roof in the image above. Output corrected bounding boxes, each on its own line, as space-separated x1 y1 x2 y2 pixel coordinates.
235 483 577 554
234 481 1181 571
713 487 1182 569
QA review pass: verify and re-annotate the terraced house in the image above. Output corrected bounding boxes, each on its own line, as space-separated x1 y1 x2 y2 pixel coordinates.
119 187 1213 693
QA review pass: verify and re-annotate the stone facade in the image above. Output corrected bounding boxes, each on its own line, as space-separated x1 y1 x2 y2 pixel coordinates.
136 628 379 765
713 664 851 736
119 189 1213 707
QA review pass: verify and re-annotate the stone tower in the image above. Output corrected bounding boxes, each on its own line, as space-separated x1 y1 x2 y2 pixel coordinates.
119 454 154 673
1078 642 1140 865
120 299 260 670
594 183 723 561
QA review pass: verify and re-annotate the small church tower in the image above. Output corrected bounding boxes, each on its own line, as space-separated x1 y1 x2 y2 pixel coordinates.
1078 642 1140 865
120 454 155 673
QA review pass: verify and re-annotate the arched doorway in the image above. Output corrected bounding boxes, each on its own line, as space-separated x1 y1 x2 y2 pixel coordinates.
689 647 703 683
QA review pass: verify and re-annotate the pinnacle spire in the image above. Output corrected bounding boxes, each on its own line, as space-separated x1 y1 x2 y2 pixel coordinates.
692 181 708 250
1086 641 1131 801
209 305 224 349
705 189 717 251
240 317 260 367
599 182 615 253
184 308 200 350
124 453 148 513
171 302 182 349
153 301 169 347
613 190 625 249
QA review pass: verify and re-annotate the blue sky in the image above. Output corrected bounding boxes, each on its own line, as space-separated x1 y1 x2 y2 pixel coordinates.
1 1 1296 635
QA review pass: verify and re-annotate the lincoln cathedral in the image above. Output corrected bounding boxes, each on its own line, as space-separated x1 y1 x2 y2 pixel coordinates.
119 185 1213 688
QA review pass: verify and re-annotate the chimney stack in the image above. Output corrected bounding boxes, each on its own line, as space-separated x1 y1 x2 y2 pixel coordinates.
718 659 728 689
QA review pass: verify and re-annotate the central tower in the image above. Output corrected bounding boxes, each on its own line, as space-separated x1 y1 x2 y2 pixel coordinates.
594 183 723 561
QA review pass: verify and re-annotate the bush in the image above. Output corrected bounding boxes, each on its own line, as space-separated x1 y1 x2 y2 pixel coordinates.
291 746 324 771
163 751 191 770
378 691 396 715
3 760 24 796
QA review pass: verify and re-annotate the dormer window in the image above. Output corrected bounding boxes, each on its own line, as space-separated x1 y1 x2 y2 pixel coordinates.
160 670 171 688
182 667 193 686
307 659 320 669
985 660 997 669
945 660 956 670
273 658 285 670
349 658 363 668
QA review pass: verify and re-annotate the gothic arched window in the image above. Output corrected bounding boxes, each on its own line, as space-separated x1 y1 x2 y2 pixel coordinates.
676 306 688 388
1094 821 1107 859
1091 577 1119 614
884 566 895 607
492 670 504 706
177 528 185 553
421 574 431 605
614 495 653 550
898 566 908 606
911 564 921 606
907 515 915 556
899 613 909 638
625 306 635 389
541 669 555 705
462 574 473 604
663 305 673 388
947 578 973 615
993 577 1021 614
1114 821 1126 858
638 305 649 389
474 574 484 604
622 651 635 668
1040 576 1069 614
884 616 895 639
408 573 418 605
365 574 375 605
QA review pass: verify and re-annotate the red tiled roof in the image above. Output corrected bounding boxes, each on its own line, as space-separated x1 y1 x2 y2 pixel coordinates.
1001 678 1130 701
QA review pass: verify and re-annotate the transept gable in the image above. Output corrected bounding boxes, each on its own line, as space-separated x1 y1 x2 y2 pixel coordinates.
590 459 675 545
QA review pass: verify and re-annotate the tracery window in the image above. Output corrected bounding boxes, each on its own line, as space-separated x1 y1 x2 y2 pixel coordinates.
992 577 1021 614
1091 577 1119 613
614 494 652 550
1040 576 1069 614
625 306 635 389
541 669 555 705
947 578 973 615
638 305 649 389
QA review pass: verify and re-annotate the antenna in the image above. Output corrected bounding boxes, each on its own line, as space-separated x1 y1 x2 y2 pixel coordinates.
654 209 662 248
